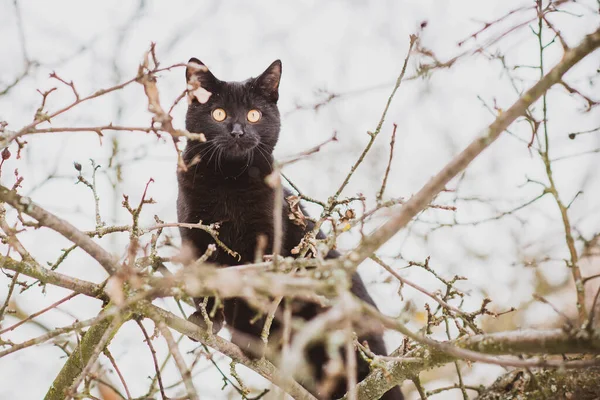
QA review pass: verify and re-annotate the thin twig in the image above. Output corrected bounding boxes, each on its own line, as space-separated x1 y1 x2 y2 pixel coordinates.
344 25 600 274
103 347 133 399
376 123 398 203
136 319 168 400
332 36 415 201
412 375 428 400
153 316 199 400
0 184 120 275
0 291 79 335
534 1 587 324
344 319 358 400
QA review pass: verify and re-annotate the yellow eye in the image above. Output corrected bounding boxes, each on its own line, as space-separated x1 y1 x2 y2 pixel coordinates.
247 109 261 123
212 108 227 122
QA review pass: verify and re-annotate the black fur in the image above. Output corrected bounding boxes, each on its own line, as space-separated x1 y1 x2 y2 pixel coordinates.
177 58 403 400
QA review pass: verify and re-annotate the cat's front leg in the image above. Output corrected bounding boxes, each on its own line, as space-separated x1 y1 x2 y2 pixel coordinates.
188 296 225 336
224 298 271 359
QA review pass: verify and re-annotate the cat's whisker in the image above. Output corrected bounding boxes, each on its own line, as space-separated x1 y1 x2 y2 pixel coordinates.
206 144 220 169
190 142 218 185
233 150 253 179
248 150 254 169
194 142 215 159
255 144 273 169
216 148 225 174
194 144 215 180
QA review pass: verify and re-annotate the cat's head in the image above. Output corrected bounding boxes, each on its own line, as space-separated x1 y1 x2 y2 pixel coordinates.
184 58 282 162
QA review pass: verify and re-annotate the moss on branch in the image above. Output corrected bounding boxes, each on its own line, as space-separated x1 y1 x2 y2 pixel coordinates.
477 367 600 400
44 308 127 400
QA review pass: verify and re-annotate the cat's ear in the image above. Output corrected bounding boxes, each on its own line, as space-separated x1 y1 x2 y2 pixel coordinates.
254 60 282 102
186 58 219 104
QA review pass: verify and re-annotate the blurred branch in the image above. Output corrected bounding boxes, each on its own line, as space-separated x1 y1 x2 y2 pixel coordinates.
151 314 199 400
150 305 319 400
0 64 33 97
0 245 317 398
0 0 35 97
137 44 205 171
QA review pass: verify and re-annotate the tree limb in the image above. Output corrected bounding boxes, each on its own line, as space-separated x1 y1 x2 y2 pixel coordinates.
0 185 120 275
344 26 600 271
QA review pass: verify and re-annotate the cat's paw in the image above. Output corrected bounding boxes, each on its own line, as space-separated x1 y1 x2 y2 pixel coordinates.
187 310 224 339
231 330 266 359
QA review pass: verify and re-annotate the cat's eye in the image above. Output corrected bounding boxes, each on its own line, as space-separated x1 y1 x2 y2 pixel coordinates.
212 108 227 122
247 109 261 123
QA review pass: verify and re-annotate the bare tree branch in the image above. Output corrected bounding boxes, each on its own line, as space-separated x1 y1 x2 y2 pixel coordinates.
344 26 600 274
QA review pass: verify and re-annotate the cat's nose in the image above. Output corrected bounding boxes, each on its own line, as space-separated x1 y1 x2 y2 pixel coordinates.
230 123 244 138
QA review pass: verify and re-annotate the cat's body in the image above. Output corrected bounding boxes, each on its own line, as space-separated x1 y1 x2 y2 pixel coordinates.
177 58 402 400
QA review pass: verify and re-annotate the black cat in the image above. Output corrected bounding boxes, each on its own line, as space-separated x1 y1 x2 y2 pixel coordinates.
177 58 403 400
